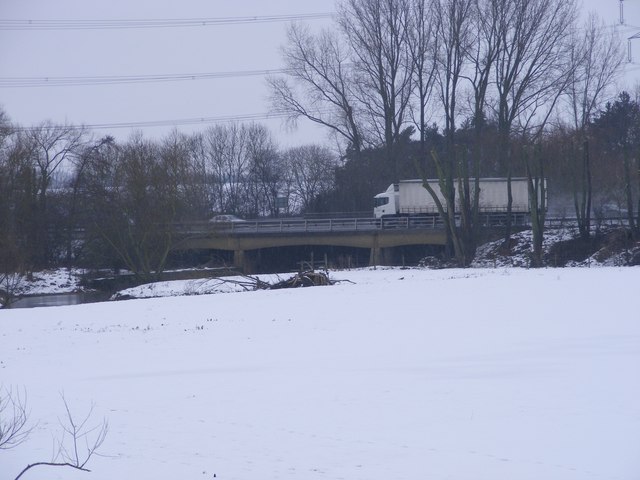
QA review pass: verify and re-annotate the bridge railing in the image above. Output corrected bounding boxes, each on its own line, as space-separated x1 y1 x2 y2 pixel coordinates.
544 216 631 229
230 217 383 233
175 216 448 235
174 214 632 236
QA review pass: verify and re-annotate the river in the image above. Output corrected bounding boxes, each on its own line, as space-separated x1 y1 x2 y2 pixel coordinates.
9 292 111 309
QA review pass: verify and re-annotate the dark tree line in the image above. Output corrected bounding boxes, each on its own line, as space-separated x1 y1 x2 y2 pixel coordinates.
296 82 640 229
270 0 632 266
0 116 339 285
1 87 638 287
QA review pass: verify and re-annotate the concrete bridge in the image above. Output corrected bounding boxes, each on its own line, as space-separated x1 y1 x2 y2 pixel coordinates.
173 216 454 272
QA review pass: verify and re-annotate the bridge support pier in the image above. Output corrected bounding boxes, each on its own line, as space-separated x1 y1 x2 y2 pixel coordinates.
233 249 259 274
370 246 379 267
233 249 248 273
369 246 393 267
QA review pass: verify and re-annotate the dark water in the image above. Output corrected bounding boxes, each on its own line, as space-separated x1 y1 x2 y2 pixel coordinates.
9 292 111 309
5 268 235 309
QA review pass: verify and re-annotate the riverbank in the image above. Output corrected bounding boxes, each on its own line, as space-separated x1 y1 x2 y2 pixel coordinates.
2 267 239 308
3 225 639 308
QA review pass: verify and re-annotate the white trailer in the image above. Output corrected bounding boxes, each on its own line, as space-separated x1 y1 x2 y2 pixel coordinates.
373 178 537 218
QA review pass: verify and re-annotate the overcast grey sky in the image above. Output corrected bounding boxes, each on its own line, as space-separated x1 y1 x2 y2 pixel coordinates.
1 0 639 146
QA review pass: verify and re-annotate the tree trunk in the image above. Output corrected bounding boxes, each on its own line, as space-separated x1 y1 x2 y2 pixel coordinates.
499 129 513 250
623 151 636 233
526 147 546 268
573 138 592 240
636 149 640 237
584 139 592 238
504 167 513 250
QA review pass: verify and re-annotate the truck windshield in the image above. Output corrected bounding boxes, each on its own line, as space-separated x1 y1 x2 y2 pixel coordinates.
374 197 389 207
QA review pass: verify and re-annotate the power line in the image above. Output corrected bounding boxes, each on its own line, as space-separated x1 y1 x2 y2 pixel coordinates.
10 111 302 132
0 13 333 31
0 69 291 88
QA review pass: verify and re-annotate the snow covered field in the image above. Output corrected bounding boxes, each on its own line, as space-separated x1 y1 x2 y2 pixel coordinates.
1 267 639 480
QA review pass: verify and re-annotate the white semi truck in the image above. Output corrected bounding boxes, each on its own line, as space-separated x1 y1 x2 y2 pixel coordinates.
373 178 537 218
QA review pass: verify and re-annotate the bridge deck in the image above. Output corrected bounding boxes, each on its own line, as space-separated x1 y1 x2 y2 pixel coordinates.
171 215 629 272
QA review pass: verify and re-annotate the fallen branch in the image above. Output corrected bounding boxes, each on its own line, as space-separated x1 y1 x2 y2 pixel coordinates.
201 270 356 292
268 271 334 289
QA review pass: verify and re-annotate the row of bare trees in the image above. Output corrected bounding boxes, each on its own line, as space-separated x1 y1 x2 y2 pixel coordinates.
1 95 638 286
270 0 629 266
0 114 339 286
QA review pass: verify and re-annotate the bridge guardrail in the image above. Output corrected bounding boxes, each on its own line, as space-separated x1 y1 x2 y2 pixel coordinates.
174 214 632 236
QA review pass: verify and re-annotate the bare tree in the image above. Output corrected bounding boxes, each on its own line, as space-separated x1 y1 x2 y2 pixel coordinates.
188 131 217 217
407 0 438 156
0 115 32 289
565 13 625 239
19 122 87 265
160 129 210 221
0 108 12 143
0 238 26 307
23 121 87 211
271 0 415 173
520 140 548 266
245 124 282 217
0 112 19 305
82 132 187 279
284 145 339 213
268 23 364 153
419 0 475 264
200 123 285 218
432 0 473 150
0 272 23 308
456 0 503 262
492 0 577 246
338 0 414 178
203 123 253 215
61 135 116 265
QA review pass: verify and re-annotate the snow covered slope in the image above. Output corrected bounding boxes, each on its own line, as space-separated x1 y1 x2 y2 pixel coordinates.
1 268 639 480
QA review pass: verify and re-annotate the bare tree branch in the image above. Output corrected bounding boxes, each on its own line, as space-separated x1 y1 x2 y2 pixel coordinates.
268 23 363 153
338 0 414 174
0 387 32 450
12 394 108 480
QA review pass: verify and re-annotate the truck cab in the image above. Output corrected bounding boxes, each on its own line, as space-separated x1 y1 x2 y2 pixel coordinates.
373 184 399 218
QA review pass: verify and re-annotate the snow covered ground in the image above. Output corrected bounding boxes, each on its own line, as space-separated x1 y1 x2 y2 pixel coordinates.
111 273 291 300
1 267 639 480
9 268 88 296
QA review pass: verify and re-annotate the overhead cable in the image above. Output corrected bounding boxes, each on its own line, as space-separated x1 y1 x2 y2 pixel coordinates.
10 111 306 132
0 68 291 88
0 13 333 31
